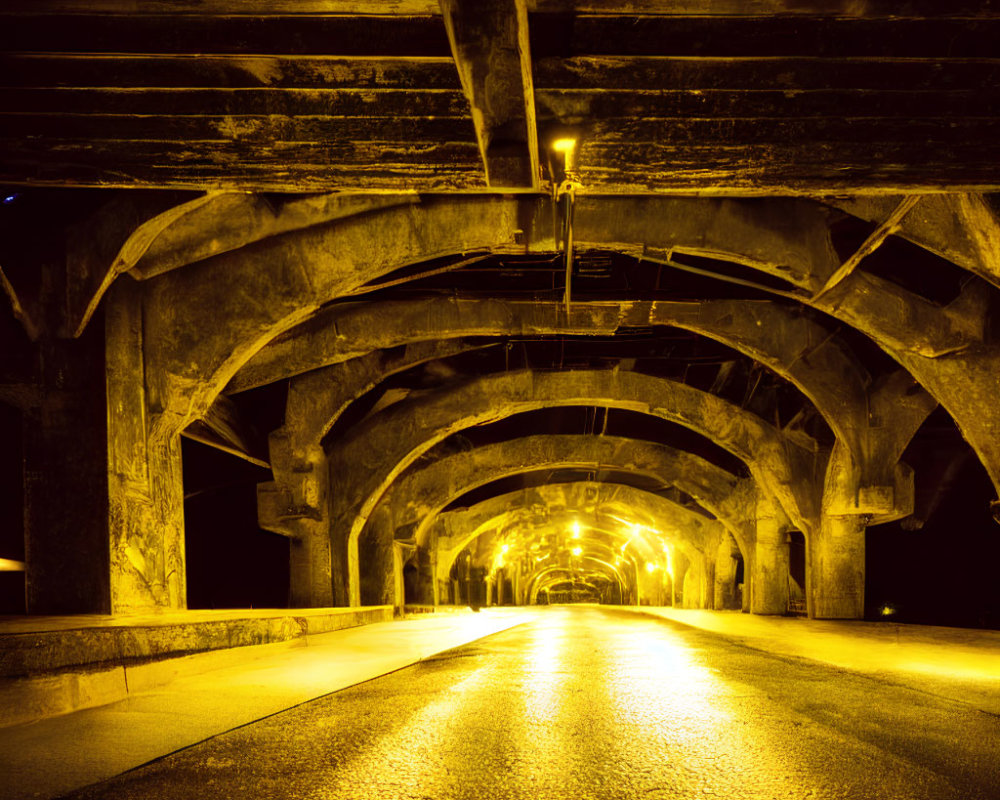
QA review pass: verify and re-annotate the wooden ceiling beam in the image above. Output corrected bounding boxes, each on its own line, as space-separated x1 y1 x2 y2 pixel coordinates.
5 0 1000 16
440 0 539 189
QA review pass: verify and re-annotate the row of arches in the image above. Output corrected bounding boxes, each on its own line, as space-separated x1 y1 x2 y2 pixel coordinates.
5 192 997 625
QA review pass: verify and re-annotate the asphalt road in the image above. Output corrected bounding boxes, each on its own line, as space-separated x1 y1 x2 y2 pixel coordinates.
64 607 1000 800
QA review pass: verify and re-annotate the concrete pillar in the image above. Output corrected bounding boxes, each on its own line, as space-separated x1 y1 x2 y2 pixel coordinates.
701 553 715 609
393 542 407 611
288 521 333 607
259 432 335 607
714 538 739 610
359 506 396 608
752 494 790 615
812 514 866 619
23 324 113 614
257 481 333 607
485 576 493 607
25 280 188 615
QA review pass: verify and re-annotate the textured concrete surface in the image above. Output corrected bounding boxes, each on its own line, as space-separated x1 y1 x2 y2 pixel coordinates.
0 609 529 800
59 606 1000 800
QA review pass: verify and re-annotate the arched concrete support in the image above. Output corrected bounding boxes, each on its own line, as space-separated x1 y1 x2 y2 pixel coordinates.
433 488 655 594
254 296 932 494
328 368 818 606
138 195 991 574
377 434 754 560
527 557 628 606
809 272 1000 507
247 296 872 455
436 480 723 578
111 193 982 611
826 194 1000 292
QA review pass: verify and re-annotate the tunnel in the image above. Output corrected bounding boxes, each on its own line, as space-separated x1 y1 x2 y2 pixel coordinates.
1 3 999 798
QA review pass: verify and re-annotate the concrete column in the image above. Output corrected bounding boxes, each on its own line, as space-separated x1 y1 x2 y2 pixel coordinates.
812 514 866 619
752 494 790 615
21 280 187 615
23 324 113 614
484 576 493 607
701 553 716 609
258 481 333 607
259 433 335 607
288 521 333 607
714 538 739 610
682 554 708 608
393 543 407 612
359 506 396 608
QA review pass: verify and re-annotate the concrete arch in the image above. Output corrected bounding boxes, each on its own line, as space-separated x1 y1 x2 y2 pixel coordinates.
328 367 818 605
144 193 991 499
527 563 624 606
374 433 754 557
527 558 630 606
150 195 840 440
436 487 662 566
261 295 903 469
433 480 725 586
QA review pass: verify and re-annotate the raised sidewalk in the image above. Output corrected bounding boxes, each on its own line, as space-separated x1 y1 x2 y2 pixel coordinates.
0 607 529 800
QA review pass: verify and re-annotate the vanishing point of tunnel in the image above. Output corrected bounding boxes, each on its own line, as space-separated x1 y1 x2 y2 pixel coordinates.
1 3 999 799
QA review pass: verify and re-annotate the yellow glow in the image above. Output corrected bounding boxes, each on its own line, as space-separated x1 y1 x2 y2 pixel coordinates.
571 546 582 556
571 522 581 539
501 543 510 554
645 562 657 573
552 137 577 154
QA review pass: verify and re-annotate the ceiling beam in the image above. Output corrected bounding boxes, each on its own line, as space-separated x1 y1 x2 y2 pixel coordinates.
813 195 921 299
440 0 539 189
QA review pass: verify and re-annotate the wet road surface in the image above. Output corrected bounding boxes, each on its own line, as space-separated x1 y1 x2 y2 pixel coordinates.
64 607 1000 800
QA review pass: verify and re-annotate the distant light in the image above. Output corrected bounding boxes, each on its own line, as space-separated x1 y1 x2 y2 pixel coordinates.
880 604 896 617
571 522 581 539
645 562 657 573
501 543 510 554
571 546 582 556
2 193 19 205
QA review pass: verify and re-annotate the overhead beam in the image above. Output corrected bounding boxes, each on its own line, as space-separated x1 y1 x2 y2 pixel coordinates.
439 0 539 189
182 393 270 469
813 195 921 299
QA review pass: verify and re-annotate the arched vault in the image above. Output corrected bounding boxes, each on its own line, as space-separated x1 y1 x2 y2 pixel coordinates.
148 195 993 498
260 296 933 490
431 480 725 587
327 367 819 605
372 433 754 558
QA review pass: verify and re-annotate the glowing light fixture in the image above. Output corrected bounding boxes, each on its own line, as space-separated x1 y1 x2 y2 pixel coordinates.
571 546 582 556
552 137 578 173
571 522 581 539
501 543 510 554
645 562 657 573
